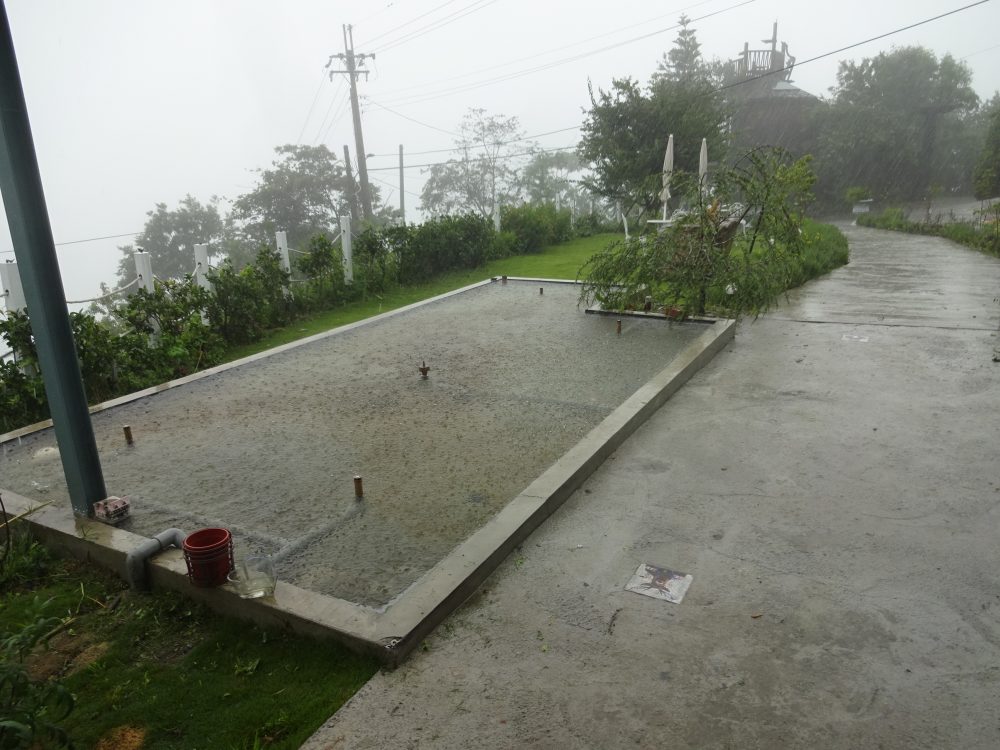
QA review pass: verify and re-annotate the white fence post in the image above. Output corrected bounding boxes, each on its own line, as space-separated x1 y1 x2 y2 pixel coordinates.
193 244 211 291
340 216 353 283
1 261 26 311
133 251 154 293
276 231 291 273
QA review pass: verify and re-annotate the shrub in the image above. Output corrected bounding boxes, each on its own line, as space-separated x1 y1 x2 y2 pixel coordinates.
500 204 573 254
207 248 292 344
490 231 518 259
292 233 355 312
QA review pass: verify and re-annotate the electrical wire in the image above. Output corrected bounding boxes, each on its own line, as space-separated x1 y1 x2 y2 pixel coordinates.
366 122 581 158
716 0 995 95
374 0 755 108
370 0 720 99
367 144 577 172
296 70 331 144
372 0 501 55
314 85 352 146
361 0 461 46
369 172 422 200
364 99 461 136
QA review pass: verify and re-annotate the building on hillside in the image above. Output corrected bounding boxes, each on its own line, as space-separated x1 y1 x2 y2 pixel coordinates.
725 23 820 158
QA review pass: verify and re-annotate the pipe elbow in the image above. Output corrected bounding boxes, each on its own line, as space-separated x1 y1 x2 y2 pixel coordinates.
125 528 188 590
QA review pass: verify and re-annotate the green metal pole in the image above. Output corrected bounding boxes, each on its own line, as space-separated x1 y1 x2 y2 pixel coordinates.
0 2 106 516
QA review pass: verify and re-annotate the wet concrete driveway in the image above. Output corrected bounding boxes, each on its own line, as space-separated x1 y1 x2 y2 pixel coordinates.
304 224 1000 749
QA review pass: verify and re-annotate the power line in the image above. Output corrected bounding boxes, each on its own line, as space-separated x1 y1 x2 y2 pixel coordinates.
370 0 720 100
364 99 461 136
361 0 460 46
311 79 348 145
375 1 756 108
367 144 577 172
296 70 329 144
1 230 142 255
366 122 581 158
369 172 421 200
716 0 996 95
317 88 353 145
372 0 501 55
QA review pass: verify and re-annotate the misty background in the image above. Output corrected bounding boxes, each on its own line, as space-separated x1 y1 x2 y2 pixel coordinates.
2 0 998 301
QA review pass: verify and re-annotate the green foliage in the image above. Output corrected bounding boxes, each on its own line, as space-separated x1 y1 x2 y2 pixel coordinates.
844 186 871 205
578 17 727 223
419 109 527 219
813 46 981 205
490 230 519 260
0 599 74 749
115 195 223 285
858 206 1000 258
292 234 355 313
973 104 1000 200
398 214 495 283
500 204 573 254
0 359 47 434
0 536 377 750
226 145 353 258
0 277 223 432
580 148 822 319
206 248 292 345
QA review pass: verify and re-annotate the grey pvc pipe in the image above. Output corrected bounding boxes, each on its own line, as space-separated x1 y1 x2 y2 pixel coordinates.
125 528 186 590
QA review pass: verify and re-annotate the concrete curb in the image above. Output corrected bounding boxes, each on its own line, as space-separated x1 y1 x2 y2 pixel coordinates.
2 282 735 665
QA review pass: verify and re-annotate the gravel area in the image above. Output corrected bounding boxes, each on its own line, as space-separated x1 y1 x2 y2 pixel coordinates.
1 281 702 606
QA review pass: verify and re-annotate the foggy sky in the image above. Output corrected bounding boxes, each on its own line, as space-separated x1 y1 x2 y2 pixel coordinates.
2 0 998 302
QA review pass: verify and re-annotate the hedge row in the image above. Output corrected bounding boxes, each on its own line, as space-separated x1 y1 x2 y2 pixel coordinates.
857 206 1000 258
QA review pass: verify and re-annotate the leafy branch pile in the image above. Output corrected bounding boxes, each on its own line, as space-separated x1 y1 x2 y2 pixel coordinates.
579 149 848 320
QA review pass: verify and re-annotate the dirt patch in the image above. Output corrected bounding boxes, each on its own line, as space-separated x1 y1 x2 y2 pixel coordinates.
27 630 95 681
95 725 147 750
66 640 111 676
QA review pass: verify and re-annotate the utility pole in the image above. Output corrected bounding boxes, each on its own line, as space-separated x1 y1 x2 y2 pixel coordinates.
343 144 360 225
398 144 405 224
328 25 373 223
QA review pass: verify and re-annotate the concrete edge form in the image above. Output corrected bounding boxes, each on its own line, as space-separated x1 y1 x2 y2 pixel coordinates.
372 317 735 663
1 302 735 666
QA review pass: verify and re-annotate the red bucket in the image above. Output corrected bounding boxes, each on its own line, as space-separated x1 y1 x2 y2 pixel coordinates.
182 528 234 587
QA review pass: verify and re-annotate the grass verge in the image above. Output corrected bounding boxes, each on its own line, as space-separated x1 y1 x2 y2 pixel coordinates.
857 206 1000 257
224 233 620 361
0 526 378 750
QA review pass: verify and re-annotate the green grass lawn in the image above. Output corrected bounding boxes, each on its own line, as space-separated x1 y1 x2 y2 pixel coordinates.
0 529 378 749
224 233 620 361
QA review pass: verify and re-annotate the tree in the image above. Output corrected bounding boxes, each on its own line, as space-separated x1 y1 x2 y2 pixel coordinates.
579 148 817 319
814 47 979 202
652 14 715 84
115 195 222 284
227 144 365 261
419 109 528 219
520 151 587 212
578 75 728 222
578 18 728 223
973 99 1000 200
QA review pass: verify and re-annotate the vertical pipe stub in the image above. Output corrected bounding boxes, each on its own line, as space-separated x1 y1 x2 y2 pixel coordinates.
123 425 134 446
354 475 364 498
501 275 507 285
539 286 544 296
616 319 622 336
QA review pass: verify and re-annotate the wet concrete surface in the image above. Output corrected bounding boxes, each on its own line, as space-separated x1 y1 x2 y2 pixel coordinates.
304 224 1000 749
0 281 702 607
